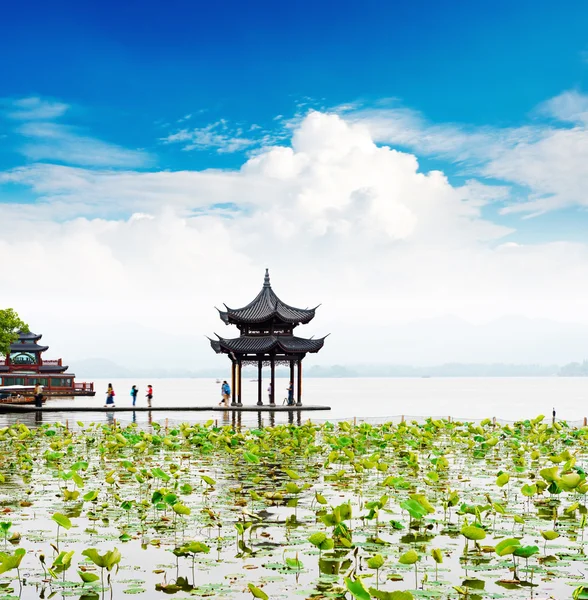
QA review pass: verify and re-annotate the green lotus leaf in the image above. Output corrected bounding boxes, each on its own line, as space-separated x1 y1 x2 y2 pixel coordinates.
513 545 539 558
172 502 191 516
247 583 268 600
431 548 443 564
496 473 510 487
367 554 385 570
461 525 486 541
52 513 72 530
0 548 26 574
398 550 419 565
521 483 537 497
344 576 371 600
539 466 559 482
495 538 521 556
78 570 100 583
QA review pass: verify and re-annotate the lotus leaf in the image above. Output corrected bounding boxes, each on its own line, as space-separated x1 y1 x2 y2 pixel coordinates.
495 538 521 556
344 576 371 600
398 550 418 565
247 583 268 600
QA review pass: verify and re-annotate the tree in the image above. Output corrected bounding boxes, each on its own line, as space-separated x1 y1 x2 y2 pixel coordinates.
0 309 28 358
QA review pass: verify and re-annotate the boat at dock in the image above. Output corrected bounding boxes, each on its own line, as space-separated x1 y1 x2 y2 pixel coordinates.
0 385 43 405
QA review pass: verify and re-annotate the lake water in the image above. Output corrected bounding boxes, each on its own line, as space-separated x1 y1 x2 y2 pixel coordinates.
5 377 587 427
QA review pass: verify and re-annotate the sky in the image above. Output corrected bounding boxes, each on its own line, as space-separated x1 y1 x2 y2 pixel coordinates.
2 1 588 370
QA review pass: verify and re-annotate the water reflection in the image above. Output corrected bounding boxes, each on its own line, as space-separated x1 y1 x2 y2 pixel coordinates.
231 411 242 430
0 406 317 430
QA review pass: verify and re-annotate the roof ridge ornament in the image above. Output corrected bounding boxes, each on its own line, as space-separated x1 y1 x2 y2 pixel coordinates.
263 268 271 288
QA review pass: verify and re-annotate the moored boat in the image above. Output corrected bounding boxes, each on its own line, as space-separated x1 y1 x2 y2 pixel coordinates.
0 385 42 405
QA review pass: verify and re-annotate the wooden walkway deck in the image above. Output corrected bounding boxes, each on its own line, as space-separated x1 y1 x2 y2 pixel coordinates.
0 404 331 413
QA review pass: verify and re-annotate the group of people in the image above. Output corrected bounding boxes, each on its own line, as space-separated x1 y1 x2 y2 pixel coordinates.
105 384 153 408
219 380 295 406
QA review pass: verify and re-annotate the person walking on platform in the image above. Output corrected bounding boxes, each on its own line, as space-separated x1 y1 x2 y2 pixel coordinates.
146 384 153 407
130 385 139 406
220 380 230 406
105 383 115 408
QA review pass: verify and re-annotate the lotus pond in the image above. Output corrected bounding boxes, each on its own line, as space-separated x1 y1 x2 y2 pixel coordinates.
1 416 588 599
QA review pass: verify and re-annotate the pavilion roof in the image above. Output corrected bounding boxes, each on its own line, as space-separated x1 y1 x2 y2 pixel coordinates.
38 365 69 373
17 331 42 341
10 343 49 353
218 269 317 325
210 334 327 355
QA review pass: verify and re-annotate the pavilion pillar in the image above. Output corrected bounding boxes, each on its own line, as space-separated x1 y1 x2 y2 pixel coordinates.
289 360 295 402
296 359 302 406
231 360 236 406
257 360 263 405
270 358 276 406
237 359 243 406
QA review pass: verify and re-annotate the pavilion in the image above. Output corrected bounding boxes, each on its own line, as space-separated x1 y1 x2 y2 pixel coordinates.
209 269 327 406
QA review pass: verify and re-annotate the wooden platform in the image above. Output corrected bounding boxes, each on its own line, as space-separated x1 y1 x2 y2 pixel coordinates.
0 404 331 413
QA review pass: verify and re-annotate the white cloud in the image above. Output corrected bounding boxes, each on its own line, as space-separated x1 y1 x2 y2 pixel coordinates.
2 111 588 368
539 89 588 124
2 96 154 169
15 121 154 168
342 92 588 215
4 96 69 120
163 119 259 153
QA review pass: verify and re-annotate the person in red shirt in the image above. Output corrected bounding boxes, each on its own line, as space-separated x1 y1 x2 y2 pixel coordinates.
146 385 153 407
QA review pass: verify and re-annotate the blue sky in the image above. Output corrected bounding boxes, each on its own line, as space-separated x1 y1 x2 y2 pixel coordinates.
2 1 588 366
2 1 588 171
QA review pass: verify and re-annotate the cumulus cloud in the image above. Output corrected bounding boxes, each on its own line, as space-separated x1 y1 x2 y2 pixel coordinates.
342 92 588 215
2 110 588 367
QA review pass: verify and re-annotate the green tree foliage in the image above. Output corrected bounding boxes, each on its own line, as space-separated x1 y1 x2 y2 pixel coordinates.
0 309 28 357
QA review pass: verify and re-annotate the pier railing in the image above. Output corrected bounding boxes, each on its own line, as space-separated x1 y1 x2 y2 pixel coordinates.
73 382 94 392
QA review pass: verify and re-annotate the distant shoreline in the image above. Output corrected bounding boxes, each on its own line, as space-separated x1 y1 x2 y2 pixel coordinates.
71 359 588 379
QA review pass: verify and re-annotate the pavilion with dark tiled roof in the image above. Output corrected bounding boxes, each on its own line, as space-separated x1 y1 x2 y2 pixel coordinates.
210 269 327 406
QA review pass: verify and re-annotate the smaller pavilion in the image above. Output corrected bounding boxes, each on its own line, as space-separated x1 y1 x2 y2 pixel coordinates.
209 270 326 406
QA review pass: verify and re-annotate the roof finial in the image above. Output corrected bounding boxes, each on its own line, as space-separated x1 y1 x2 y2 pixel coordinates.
264 268 271 288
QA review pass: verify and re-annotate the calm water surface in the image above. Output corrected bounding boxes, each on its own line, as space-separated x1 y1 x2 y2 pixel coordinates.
3 377 587 427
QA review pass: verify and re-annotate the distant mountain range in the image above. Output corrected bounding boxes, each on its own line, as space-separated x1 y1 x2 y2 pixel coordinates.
70 357 588 378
